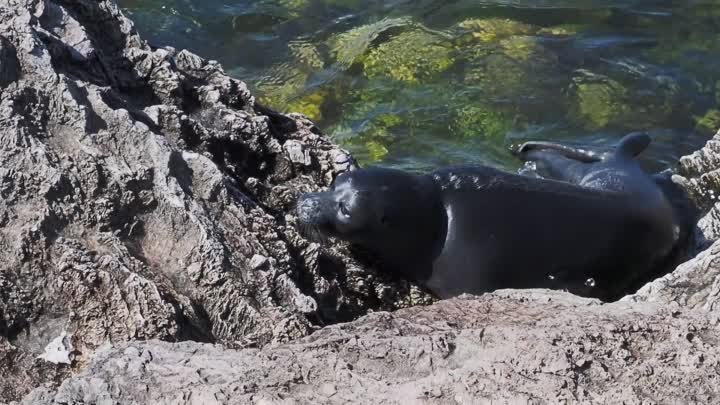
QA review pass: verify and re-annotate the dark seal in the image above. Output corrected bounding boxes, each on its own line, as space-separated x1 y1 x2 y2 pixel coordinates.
296 133 684 300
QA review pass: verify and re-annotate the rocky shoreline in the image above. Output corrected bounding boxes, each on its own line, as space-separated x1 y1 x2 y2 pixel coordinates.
1 0 719 403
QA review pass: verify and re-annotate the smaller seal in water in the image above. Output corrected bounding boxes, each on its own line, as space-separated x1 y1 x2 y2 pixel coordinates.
296 133 680 300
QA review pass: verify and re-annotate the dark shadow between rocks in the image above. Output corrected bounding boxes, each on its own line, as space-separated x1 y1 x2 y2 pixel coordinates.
64 80 108 134
99 90 161 133
0 35 21 87
254 103 302 141
167 151 195 198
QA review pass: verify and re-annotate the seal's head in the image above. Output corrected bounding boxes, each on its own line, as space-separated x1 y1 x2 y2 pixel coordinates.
296 167 446 280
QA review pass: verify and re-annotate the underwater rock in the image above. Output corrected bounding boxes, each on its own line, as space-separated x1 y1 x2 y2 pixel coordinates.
361 29 455 84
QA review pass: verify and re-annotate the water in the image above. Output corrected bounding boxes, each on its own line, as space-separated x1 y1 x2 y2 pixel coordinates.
118 0 720 173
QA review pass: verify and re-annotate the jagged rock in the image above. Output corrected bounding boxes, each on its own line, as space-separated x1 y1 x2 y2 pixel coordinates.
627 129 720 311
675 133 720 242
2 0 720 403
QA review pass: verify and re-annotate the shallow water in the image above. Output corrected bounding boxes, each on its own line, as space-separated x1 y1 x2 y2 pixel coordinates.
118 0 720 173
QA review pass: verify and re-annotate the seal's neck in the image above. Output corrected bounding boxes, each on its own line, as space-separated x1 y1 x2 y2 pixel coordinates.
360 174 447 283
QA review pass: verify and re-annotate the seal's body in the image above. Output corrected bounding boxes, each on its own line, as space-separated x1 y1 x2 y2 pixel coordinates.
296 133 679 300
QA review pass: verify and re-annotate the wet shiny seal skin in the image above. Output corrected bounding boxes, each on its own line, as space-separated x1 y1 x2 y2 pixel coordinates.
296 133 687 301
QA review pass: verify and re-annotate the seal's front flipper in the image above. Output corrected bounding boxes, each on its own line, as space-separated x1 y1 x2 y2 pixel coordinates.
513 141 602 163
614 132 651 159
512 140 599 184
517 149 589 184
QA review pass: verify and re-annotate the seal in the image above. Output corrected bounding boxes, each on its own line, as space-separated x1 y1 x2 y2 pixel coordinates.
296 133 679 300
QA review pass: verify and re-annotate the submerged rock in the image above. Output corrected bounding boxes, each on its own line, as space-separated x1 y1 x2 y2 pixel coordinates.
361 29 455 84
567 67 689 131
327 17 412 69
456 18 537 43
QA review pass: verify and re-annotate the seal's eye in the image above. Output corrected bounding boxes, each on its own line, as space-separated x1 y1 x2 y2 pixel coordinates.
338 201 350 217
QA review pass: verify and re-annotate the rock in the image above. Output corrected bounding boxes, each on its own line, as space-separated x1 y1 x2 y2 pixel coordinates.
626 128 720 312
37 331 74 365
676 132 720 242
20 292 720 404
2 0 720 403
0 0 430 401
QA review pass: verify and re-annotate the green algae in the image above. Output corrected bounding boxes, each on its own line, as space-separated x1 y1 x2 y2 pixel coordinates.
275 0 311 17
329 119 395 164
328 17 412 69
461 34 558 103
255 64 309 108
364 139 390 161
285 88 328 121
361 29 455 84
255 42 328 117
450 104 517 139
695 109 720 135
498 36 538 61
456 18 536 43
567 69 685 131
288 41 325 70
568 71 631 130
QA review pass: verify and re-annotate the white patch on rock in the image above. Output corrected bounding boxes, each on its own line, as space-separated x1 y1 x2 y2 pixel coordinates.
249 254 269 270
38 331 74 365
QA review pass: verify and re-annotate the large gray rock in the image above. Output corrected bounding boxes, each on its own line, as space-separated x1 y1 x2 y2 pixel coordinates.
20 291 720 404
0 0 430 401
2 0 720 403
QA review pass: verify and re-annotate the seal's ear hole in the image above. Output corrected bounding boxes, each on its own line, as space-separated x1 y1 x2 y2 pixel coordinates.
380 215 390 225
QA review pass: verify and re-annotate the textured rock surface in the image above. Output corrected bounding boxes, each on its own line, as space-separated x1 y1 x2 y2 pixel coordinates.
3 0 720 403
626 129 720 310
21 291 720 404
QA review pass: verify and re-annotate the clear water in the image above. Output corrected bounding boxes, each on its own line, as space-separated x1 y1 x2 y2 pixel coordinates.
118 0 720 173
